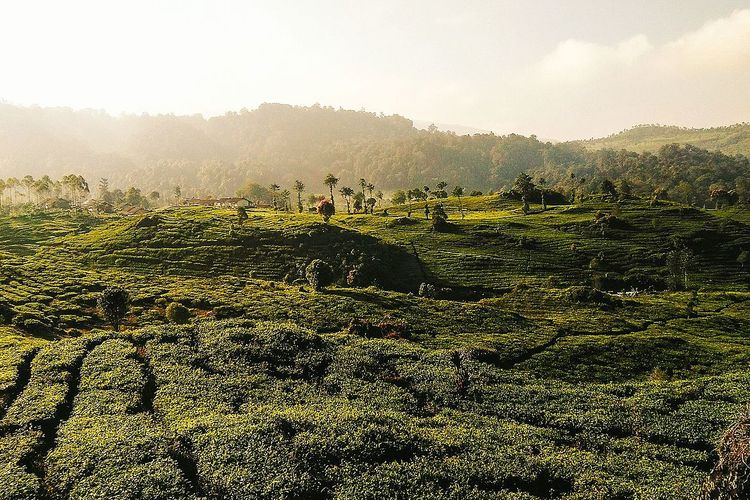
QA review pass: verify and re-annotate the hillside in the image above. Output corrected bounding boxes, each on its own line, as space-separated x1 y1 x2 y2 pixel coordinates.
1 198 750 497
581 124 750 156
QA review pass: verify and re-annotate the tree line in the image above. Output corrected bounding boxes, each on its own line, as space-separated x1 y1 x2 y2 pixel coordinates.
2 103 748 208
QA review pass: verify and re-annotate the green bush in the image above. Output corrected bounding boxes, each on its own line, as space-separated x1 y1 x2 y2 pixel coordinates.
165 302 191 324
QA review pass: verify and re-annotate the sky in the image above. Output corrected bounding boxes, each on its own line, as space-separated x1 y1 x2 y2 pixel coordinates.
1 0 749 140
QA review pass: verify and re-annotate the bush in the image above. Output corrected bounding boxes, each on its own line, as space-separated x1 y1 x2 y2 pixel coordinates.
305 259 333 291
317 199 335 222
418 283 436 298
165 302 191 324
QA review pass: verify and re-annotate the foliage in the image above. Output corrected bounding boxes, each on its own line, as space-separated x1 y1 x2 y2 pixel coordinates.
305 259 333 291
165 302 191 324
98 287 130 331
316 198 335 222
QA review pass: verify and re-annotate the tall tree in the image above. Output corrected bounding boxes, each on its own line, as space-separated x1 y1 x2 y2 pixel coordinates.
339 186 355 214
324 174 339 208
294 180 305 213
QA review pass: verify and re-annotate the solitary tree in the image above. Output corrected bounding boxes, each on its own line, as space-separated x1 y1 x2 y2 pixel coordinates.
324 174 339 208
294 180 305 213
452 186 465 219
98 287 129 331
339 186 355 214
173 185 182 204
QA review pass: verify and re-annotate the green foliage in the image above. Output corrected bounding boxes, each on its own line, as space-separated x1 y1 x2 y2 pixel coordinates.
0 198 749 496
98 287 129 331
165 302 191 325
305 259 333 291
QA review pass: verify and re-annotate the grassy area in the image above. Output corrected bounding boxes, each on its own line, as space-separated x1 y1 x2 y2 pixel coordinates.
0 199 749 497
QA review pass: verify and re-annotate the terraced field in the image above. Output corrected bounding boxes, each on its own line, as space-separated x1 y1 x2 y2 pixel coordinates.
0 196 749 498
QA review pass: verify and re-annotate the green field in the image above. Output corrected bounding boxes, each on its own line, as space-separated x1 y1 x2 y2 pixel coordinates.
1 196 749 498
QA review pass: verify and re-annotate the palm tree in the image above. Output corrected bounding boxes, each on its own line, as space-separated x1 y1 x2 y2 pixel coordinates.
324 174 339 208
294 180 305 213
270 184 281 211
339 186 355 214
359 178 368 205
376 190 384 207
0 179 5 208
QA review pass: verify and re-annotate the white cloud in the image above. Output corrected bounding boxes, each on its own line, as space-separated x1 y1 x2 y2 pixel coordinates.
490 9 750 139
534 35 652 85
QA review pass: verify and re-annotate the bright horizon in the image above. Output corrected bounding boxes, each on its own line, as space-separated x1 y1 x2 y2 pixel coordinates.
1 0 749 140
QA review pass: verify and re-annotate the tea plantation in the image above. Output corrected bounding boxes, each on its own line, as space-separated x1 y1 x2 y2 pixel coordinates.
1 196 749 498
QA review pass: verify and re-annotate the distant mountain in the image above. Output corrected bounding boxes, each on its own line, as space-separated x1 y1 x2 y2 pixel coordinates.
579 123 750 156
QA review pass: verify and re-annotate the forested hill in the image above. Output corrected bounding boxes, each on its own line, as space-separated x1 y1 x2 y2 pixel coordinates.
1 102 749 204
581 124 750 157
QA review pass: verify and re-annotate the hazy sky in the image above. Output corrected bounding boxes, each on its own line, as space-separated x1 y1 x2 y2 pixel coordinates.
1 0 749 139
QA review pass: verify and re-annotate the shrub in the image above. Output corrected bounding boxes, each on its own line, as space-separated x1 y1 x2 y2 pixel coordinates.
305 259 333 291
702 404 750 498
418 283 436 298
165 302 191 324
317 199 335 222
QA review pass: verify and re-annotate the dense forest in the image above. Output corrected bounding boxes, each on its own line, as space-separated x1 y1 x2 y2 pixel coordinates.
1 103 749 207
